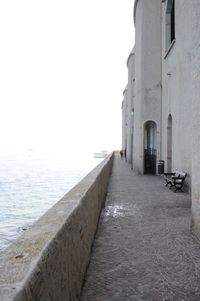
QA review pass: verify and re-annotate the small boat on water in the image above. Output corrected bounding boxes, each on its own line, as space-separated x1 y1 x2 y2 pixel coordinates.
94 150 108 158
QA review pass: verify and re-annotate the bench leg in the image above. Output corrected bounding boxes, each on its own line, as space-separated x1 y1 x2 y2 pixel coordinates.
174 187 183 193
165 180 169 186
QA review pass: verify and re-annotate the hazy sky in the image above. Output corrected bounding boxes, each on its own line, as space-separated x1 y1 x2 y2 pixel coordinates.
0 1 135 158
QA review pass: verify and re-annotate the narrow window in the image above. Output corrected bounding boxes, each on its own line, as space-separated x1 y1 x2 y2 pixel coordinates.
165 0 175 51
170 0 175 43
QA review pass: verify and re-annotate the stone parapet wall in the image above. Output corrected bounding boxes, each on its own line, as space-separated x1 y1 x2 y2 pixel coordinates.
0 153 114 301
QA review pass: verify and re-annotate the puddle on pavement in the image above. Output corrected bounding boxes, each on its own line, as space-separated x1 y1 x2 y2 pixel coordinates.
103 204 141 218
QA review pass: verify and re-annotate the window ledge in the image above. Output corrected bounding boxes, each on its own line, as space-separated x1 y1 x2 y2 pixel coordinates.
164 39 176 59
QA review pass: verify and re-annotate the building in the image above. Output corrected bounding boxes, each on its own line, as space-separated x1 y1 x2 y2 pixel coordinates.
122 0 200 238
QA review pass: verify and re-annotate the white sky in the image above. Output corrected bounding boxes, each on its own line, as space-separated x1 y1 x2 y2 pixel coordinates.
0 1 135 158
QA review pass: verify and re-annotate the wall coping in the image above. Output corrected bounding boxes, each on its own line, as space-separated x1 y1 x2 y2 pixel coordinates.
0 153 114 300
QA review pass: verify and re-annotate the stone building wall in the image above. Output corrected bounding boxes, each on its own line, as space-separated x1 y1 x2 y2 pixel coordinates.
121 0 200 238
122 86 128 154
123 0 194 178
133 0 162 174
191 0 200 238
126 49 135 163
161 0 192 190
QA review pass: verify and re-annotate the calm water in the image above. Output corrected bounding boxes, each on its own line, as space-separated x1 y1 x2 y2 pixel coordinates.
0 151 103 252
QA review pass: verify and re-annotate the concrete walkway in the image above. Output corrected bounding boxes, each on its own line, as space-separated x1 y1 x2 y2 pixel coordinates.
80 155 200 301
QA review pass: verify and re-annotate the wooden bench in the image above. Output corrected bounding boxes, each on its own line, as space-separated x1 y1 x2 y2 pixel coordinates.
164 171 187 192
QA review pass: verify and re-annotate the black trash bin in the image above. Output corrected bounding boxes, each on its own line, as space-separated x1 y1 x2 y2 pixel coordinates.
158 160 164 174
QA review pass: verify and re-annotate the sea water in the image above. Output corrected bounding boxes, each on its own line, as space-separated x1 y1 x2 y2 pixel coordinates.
0 151 103 253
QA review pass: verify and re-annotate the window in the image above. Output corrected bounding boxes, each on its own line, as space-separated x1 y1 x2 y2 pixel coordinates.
170 1 175 42
165 0 175 52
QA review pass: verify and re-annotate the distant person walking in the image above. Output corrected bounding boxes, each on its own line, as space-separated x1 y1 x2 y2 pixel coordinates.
120 150 123 158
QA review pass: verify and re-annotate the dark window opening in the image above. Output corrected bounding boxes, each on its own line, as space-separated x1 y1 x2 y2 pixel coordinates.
170 0 175 42
165 0 176 52
144 121 157 175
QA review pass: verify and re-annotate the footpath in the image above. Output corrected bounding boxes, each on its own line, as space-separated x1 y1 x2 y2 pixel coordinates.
80 154 200 301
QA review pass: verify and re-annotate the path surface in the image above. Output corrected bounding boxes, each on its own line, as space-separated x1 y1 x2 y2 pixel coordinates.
80 155 200 301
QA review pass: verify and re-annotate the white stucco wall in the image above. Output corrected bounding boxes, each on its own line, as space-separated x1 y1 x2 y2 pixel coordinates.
161 0 192 190
133 0 162 174
126 49 135 164
191 0 200 238
132 57 136 168
122 87 128 152
131 0 200 236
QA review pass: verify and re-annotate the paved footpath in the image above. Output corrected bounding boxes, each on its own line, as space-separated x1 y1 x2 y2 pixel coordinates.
80 155 200 301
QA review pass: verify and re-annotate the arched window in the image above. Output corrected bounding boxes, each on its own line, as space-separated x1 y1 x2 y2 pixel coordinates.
144 121 157 174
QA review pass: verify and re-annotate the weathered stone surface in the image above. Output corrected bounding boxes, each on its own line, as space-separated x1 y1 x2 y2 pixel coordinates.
191 0 200 239
0 153 114 301
80 155 200 300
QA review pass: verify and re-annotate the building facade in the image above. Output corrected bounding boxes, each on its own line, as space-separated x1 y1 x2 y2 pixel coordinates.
122 0 200 237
